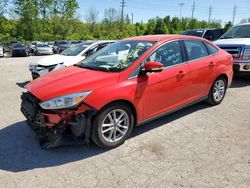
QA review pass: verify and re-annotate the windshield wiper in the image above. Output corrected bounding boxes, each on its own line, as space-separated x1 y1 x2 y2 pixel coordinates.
220 36 233 39
75 64 111 72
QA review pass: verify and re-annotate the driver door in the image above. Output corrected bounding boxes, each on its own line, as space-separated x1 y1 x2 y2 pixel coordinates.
139 41 190 120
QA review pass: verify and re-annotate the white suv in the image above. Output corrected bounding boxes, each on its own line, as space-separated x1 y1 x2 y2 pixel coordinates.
214 23 250 76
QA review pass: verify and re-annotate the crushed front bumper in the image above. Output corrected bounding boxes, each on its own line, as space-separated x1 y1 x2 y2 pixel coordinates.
20 92 97 148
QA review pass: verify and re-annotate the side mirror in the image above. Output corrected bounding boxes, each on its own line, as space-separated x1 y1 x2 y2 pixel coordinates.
144 61 164 72
139 61 164 76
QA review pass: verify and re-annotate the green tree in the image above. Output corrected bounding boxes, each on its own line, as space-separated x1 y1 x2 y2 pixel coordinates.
38 0 54 32
224 21 233 31
154 17 168 34
146 18 156 35
13 0 39 41
85 7 99 33
170 17 181 34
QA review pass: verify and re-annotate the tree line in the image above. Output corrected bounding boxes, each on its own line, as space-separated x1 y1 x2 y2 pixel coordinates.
0 0 243 43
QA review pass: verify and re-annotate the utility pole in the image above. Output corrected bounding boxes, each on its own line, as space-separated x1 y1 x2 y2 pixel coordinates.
191 2 196 19
120 0 127 28
208 5 212 23
232 5 237 25
178 3 184 20
131 13 134 24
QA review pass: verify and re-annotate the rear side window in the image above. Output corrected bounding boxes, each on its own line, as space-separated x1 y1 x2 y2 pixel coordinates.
184 40 208 61
204 42 218 55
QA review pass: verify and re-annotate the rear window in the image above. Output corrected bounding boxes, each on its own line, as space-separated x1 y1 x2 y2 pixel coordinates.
204 42 218 55
184 40 208 61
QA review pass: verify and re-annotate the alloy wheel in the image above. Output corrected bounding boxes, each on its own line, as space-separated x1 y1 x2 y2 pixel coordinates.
213 79 225 102
101 109 129 143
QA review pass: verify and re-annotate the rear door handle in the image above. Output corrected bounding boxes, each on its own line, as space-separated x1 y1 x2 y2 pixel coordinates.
209 61 216 67
177 71 186 78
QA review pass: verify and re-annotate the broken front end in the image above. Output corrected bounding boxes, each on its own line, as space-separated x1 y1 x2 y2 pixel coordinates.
20 92 97 149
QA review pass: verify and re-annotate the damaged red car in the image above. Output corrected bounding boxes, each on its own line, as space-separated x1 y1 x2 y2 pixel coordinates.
21 35 233 149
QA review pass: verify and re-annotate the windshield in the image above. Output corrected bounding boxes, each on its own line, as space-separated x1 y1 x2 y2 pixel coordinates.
182 30 204 37
37 43 49 47
61 43 90 56
59 41 68 45
13 43 25 48
77 40 155 72
220 25 250 39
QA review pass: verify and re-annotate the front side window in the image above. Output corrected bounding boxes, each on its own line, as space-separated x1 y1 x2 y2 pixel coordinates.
77 40 155 72
146 41 183 67
184 40 208 61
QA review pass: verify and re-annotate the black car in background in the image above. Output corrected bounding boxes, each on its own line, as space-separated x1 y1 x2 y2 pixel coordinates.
53 40 83 53
53 40 69 53
182 28 225 41
3 41 21 53
11 43 30 57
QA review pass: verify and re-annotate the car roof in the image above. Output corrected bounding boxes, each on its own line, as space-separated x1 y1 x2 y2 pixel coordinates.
184 28 222 31
123 34 208 42
91 40 116 44
235 23 250 26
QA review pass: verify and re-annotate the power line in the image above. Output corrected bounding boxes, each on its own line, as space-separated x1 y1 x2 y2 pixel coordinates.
178 3 184 19
232 5 237 25
191 2 196 19
208 5 212 23
120 0 127 27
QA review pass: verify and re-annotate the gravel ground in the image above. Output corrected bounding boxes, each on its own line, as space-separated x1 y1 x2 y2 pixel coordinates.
0 56 250 188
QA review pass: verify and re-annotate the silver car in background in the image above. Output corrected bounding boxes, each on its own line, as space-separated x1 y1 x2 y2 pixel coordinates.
34 43 53 55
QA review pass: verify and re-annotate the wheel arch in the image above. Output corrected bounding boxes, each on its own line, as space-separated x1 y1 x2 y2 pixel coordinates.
215 73 229 87
98 99 138 126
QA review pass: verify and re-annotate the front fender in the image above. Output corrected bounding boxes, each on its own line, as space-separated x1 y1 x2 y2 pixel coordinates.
84 79 144 123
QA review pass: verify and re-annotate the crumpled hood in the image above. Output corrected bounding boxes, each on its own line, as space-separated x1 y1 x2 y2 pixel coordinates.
36 54 76 66
214 38 250 47
26 66 120 101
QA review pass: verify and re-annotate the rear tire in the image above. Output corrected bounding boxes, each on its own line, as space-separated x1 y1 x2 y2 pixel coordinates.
91 103 134 148
206 77 227 105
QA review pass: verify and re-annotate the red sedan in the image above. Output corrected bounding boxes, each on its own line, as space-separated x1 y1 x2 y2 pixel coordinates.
21 35 233 149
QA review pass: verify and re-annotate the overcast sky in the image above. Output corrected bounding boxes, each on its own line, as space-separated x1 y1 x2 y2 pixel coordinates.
77 0 250 25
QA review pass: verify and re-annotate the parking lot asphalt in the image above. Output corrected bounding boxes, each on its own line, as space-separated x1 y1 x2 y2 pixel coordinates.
0 56 249 188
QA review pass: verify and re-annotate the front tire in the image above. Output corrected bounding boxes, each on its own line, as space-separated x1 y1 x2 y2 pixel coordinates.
91 103 134 148
207 77 227 105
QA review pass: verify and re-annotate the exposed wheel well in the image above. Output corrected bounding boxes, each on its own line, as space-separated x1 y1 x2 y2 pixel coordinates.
100 100 137 126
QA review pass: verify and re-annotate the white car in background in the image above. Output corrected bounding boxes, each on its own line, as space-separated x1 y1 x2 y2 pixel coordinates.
29 40 114 79
0 44 3 57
